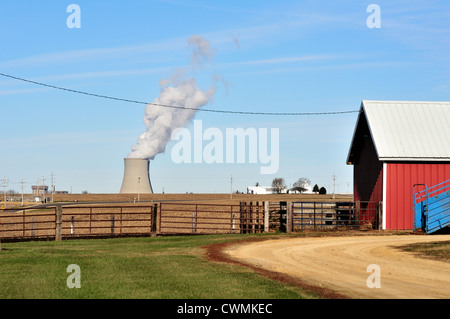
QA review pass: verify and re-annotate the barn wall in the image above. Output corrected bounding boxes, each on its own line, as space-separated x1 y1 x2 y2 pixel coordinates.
353 133 383 204
385 162 450 230
352 109 384 204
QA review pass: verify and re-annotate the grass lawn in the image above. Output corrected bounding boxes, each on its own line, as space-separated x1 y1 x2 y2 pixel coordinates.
0 234 319 299
400 240 450 262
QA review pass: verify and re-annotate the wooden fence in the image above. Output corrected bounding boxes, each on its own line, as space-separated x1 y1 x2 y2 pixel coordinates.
0 201 381 242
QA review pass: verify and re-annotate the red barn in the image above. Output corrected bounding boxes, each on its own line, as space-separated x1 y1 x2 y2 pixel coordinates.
347 101 450 230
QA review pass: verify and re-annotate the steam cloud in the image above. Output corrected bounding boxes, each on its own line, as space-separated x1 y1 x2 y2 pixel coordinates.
127 35 218 160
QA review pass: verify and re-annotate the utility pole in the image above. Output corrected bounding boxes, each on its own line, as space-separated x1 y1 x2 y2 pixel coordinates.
332 174 336 199
41 176 46 203
19 179 26 207
36 178 39 201
1 177 9 209
51 171 55 203
137 177 141 202
230 175 233 200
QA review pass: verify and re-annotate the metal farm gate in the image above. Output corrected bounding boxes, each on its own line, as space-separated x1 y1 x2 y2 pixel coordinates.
290 201 381 231
413 179 450 234
158 202 265 235
0 204 157 241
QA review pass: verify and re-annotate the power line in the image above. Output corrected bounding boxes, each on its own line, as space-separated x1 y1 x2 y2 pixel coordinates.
0 72 360 116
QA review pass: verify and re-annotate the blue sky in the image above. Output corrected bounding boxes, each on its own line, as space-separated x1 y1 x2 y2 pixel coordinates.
1 1 450 194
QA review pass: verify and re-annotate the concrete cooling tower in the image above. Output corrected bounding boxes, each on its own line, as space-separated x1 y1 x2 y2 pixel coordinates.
120 158 153 194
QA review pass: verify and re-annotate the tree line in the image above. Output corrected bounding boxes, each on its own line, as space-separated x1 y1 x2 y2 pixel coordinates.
270 177 327 194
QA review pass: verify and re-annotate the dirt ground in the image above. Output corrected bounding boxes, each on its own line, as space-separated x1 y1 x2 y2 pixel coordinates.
222 234 450 299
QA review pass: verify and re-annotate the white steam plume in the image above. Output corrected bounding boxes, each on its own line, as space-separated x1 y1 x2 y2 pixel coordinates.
127 35 218 160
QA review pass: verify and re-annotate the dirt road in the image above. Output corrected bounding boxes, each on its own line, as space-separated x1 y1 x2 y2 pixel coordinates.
225 235 450 299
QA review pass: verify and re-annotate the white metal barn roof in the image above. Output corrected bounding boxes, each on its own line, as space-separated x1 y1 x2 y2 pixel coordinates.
347 100 450 162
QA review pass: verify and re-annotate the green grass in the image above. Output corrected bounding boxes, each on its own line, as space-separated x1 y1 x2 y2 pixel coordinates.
400 240 450 262
0 234 318 299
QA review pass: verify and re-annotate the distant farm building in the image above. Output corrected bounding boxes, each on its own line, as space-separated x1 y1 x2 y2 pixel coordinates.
247 185 313 194
54 190 69 194
31 185 48 196
247 186 280 194
347 100 450 230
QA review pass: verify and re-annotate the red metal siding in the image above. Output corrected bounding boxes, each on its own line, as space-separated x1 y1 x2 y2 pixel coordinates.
385 163 450 230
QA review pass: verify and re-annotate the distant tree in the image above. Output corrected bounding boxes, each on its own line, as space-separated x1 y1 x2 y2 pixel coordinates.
271 178 286 194
292 177 311 193
313 184 320 193
81 190 89 194
319 187 327 195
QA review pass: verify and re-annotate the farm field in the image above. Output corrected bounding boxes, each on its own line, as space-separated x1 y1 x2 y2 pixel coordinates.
3 193 353 207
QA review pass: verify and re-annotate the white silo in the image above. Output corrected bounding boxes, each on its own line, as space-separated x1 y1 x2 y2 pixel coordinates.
120 158 153 194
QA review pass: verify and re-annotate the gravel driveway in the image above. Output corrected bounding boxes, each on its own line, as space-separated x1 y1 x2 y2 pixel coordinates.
224 235 450 299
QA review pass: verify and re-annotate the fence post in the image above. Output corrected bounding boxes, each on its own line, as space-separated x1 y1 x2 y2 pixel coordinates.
120 207 123 235
240 202 246 234
192 211 197 233
279 201 287 232
286 202 292 233
111 215 115 235
31 217 36 237
151 203 158 237
231 212 235 234
355 201 360 226
378 202 383 230
55 205 62 241
313 202 316 230
264 201 269 232
22 209 25 238
70 216 75 235
250 202 254 233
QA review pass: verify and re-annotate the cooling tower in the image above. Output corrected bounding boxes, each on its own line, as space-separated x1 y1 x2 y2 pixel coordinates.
120 158 153 194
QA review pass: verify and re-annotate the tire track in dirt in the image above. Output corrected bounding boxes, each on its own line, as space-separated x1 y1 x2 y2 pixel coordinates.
222 235 450 299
